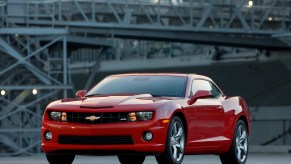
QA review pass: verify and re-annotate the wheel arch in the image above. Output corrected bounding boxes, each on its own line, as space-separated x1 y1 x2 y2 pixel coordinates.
238 115 249 134
172 111 188 139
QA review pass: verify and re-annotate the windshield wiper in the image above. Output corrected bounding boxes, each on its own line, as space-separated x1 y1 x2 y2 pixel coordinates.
148 94 163 97
85 94 102 97
85 93 163 97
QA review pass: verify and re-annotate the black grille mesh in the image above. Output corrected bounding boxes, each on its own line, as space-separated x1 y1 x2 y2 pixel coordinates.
66 112 129 124
59 136 133 145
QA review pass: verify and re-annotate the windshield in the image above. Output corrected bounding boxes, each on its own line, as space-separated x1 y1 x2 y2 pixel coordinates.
86 75 187 97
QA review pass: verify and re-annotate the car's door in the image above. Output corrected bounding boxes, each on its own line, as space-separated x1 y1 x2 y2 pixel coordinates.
186 79 226 148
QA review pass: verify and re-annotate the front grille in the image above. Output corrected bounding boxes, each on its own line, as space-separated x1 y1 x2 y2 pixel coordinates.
66 112 129 124
59 136 133 145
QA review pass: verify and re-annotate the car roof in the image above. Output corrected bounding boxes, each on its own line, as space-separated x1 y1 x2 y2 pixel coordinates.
109 73 212 81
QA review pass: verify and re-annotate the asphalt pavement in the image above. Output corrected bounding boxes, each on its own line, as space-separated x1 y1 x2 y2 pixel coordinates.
0 153 290 164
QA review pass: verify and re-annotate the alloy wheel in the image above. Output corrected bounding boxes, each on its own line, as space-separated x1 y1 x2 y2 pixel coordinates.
170 121 185 162
235 124 248 162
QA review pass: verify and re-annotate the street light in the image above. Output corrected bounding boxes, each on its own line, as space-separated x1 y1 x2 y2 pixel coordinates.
248 0 253 7
0 90 5 96
32 89 38 95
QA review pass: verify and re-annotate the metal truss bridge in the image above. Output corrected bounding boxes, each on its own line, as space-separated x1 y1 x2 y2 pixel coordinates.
3 0 291 48
0 0 291 155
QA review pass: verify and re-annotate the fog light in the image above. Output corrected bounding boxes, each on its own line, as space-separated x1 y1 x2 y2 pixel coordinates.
143 131 153 141
45 131 52 141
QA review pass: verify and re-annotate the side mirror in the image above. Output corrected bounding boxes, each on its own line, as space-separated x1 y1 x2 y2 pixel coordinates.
76 90 87 98
188 90 212 105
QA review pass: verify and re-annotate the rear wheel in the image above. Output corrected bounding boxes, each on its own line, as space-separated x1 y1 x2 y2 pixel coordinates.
155 116 185 164
46 154 75 164
220 120 248 164
118 155 146 164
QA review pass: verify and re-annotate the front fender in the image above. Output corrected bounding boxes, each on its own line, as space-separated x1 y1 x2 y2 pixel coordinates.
221 96 251 152
161 102 184 119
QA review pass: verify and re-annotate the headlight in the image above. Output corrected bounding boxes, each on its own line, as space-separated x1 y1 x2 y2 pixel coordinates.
137 112 153 121
128 112 153 121
50 111 67 122
50 112 61 121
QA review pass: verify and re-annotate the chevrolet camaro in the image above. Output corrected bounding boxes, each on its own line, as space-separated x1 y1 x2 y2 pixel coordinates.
42 73 251 164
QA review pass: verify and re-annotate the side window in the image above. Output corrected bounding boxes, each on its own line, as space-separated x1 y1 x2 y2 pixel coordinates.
191 80 221 98
191 80 212 97
209 82 222 98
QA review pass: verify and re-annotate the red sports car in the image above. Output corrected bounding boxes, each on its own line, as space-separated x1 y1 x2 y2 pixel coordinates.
42 73 250 164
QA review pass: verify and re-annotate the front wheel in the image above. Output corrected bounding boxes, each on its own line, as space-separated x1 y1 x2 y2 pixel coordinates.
46 154 75 164
220 120 249 164
118 155 145 164
156 116 185 164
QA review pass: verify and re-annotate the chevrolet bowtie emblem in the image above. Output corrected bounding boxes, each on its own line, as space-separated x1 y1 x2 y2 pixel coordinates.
86 115 100 121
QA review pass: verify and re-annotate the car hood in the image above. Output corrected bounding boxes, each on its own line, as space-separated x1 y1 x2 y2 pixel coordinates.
48 94 173 109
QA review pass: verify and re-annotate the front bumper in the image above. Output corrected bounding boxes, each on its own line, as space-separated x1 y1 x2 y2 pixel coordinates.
41 119 168 155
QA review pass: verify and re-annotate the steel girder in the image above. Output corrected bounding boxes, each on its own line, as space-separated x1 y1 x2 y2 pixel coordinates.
3 0 291 48
0 25 72 155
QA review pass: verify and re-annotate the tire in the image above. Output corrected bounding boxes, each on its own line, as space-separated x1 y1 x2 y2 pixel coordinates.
155 116 185 164
118 155 146 164
219 120 249 164
46 154 75 164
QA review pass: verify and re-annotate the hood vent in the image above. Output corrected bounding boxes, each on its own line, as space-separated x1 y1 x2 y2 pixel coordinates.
80 106 113 109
